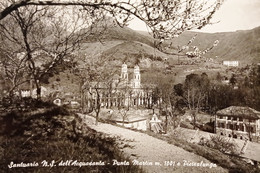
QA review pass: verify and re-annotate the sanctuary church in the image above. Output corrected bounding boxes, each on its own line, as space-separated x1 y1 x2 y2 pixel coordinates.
83 63 153 111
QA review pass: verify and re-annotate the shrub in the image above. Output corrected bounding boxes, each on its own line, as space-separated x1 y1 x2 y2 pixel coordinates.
144 129 259 173
199 135 239 154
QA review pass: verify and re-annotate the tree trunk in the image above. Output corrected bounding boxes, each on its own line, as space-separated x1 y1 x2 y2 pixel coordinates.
95 110 99 125
165 112 168 134
35 80 41 100
95 88 101 125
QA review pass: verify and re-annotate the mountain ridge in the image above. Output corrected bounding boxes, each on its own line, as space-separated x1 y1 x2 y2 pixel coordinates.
85 24 260 65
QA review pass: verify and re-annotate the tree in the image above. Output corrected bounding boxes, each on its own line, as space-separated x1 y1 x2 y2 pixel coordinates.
152 76 183 133
0 4 104 99
81 55 117 125
215 72 222 82
118 105 129 126
229 73 237 86
244 64 260 111
182 73 210 129
170 34 219 63
0 52 29 97
0 0 224 51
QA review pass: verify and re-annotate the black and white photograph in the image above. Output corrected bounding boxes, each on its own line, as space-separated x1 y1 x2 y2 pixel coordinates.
0 0 260 172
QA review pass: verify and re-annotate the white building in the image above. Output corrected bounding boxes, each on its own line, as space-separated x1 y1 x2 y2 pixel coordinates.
223 61 239 67
32 86 48 98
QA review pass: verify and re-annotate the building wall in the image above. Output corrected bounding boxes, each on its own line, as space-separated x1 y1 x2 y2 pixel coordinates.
223 61 239 67
117 119 147 131
216 115 259 140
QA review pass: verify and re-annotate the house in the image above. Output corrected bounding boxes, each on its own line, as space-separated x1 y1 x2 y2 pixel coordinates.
223 61 239 67
149 114 163 133
32 86 48 98
215 106 260 141
19 86 48 98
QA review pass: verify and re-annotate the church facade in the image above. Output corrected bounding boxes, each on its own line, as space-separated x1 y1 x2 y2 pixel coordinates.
83 63 153 111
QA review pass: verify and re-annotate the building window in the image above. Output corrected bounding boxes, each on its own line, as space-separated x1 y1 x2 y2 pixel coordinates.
227 124 231 129
239 124 244 131
227 116 232 120
246 126 255 133
248 119 254 123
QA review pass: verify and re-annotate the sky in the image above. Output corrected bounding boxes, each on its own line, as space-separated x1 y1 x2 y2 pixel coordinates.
128 0 260 33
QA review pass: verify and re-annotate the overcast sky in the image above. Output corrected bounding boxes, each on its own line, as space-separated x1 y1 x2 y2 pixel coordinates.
128 0 260 33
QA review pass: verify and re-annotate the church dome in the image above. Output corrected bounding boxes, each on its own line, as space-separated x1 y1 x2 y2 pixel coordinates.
122 63 127 68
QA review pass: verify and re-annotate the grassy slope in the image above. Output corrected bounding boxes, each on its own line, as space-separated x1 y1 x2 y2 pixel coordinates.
0 105 144 173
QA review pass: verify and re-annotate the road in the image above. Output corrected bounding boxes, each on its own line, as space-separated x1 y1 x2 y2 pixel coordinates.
78 113 228 173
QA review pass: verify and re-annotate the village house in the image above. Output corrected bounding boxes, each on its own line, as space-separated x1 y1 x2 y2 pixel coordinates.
215 106 260 141
19 86 48 98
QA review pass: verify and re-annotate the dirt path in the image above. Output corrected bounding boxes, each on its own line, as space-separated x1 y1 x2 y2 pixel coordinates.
79 114 227 173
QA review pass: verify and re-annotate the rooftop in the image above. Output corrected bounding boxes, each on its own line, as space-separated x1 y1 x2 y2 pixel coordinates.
99 108 154 123
216 106 260 120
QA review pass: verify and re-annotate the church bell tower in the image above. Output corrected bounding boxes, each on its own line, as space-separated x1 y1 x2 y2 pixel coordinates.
133 65 140 88
121 63 128 81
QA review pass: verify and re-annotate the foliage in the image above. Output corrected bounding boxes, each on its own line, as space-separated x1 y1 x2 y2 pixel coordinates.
0 0 223 39
198 135 239 155
208 64 260 112
174 73 210 128
174 65 260 117
152 76 184 132
0 4 96 99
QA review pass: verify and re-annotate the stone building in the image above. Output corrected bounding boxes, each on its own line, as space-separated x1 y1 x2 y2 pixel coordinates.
215 106 260 141
83 63 153 111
